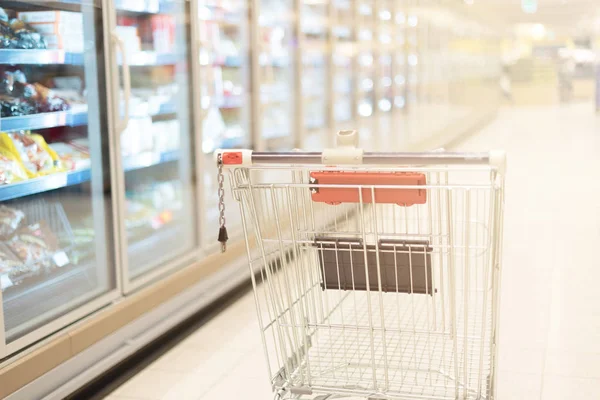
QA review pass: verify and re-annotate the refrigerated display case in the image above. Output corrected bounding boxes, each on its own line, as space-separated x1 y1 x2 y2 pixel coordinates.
301 0 328 150
332 0 355 132
0 0 117 352
355 1 376 141
197 0 250 246
394 8 407 111
406 9 419 107
376 0 394 115
109 0 196 289
255 0 296 150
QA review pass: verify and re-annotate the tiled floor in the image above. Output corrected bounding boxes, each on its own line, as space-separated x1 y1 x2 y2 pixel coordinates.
105 104 600 400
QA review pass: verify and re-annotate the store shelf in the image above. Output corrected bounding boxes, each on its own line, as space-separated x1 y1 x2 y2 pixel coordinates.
215 95 243 109
123 149 179 172
0 50 184 66
0 50 84 65
115 0 178 14
126 52 186 66
213 56 242 67
0 109 88 132
199 4 244 24
0 150 180 202
0 0 81 12
1 101 176 132
0 169 91 202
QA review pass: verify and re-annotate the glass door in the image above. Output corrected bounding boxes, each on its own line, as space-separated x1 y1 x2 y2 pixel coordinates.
407 7 419 108
332 0 355 132
355 0 376 145
375 0 395 148
110 0 196 288
377 1 394 115
301 0 328 150
197 0 250 247
394 7 407 112
257 0 295 150
0 0 116 352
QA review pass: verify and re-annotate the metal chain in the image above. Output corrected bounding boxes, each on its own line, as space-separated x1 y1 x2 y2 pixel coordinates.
217 154 228 252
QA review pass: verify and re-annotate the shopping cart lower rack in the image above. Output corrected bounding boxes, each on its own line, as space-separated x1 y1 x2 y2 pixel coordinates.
215 130 506 400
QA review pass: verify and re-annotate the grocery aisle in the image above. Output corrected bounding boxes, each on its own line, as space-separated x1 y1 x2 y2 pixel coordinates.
103 104 600 400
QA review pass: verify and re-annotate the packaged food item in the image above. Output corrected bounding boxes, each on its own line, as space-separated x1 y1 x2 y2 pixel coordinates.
0 148 29 184
9 18 47 49
0 131 61 176
0 242 22 290
0 205 25 239
115 25 141 53
121 117 154 156
0 7 9 23
0 95 35 117
7 221 63 272
49 142 91 171
0 69 27 96
32 83 70 112
125 200 156 231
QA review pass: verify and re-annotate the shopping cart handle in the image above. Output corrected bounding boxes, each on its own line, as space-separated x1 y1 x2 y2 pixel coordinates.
214 148 506 174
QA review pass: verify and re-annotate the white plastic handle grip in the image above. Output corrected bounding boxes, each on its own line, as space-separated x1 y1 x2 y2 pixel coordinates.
112 32 131 134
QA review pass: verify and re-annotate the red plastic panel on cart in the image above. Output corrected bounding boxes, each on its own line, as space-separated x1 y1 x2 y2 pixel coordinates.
222 152 243 165
310 171 427 206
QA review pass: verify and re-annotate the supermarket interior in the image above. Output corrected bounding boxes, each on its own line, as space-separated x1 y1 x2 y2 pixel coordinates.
0 0 599 399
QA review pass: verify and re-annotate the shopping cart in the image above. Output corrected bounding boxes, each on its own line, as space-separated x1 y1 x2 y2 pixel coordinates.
215 130 506 400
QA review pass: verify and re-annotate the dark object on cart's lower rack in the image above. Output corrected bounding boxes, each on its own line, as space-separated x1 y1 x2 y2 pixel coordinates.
314 237 434 295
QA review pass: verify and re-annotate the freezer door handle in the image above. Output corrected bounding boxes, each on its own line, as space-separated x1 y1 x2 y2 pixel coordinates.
111 32 131 134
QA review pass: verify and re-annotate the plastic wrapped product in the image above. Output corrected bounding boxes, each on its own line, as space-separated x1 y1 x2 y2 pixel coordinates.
49 142 91 171
0 131 61 176
0 95 36 117
0 243 22 290
0 205 25 239
0 7 9 23
9 19 47 49
0 148 29 184
7 221 61 272
33 83 70 112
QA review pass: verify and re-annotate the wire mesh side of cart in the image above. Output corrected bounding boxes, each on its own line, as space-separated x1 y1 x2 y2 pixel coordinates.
231 164 504 400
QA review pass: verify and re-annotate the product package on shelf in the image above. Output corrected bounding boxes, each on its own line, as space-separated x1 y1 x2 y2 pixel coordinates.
115 25 141 53
49 142 91 172
126 180 182 233
0 242 21 290
0 199 77 289
0 7 48 49
0 131 62 177
6 220 66 279
0 205 25 239
17 10 83 52
121 117 154 156
137 15 175 53
0 69 71 117
0 148 29 185
151 120 180 153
